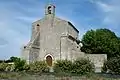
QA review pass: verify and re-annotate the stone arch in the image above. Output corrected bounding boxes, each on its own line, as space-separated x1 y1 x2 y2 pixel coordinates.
48 6 52 14
44 54 54 67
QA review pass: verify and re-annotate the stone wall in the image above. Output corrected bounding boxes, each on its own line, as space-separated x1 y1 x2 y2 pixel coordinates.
21 46 30 64
21 4 107 73
85 54 107 72
37 16 69 61
31 14 80 61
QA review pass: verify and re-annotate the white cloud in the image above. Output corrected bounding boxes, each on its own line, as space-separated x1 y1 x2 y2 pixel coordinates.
0 0 120 59
0 0 45 59
0 1 32 59
92 0 120 30
96 2 113 12
0 21 29 59
16 16 37 23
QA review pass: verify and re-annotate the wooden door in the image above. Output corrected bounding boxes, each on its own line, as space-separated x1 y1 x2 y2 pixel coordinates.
46 56 52 66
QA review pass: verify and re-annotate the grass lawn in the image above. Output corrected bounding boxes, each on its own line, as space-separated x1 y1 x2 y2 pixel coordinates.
0 72 120 80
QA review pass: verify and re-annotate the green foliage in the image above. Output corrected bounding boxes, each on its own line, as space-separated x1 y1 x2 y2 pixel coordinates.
81 28 120 58
101 60 107 73
29 61 49 73
0 57 49 73
0 72 22 79
0 57 94 75
0 58 49 73
0 63 8 71
54 58 95 75
0 72 117 80
23 64 30 72
54 60 72 73
10 56 19 62
0 56 18 63
5 64 15 72
103 57 120 74
71 58 95 75
0 63 15 72
14 58 26 71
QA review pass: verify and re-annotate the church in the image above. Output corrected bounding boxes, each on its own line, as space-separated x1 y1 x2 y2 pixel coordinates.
21 4 107 72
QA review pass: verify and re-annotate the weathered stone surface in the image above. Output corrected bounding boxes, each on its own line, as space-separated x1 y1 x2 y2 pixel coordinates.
85 54 107 72
21 4 107 72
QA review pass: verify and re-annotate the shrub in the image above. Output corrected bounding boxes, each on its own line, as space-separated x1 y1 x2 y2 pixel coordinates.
53 58 95 75
9 56 19 62
54 60 72 73
102 57 120 74
71 58 95 75
0 62 15 72
5 64 15 72
23 64 30 72
14 58 26 71
29 61 49 73
0 63 8 71
101 60 107 73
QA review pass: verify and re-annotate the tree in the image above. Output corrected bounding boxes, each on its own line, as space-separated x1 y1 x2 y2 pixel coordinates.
102 57 120 74
9 56 19 62
81 28 120 58
14 58 26 71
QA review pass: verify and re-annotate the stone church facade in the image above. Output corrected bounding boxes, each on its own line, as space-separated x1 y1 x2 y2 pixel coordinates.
21 4 107 72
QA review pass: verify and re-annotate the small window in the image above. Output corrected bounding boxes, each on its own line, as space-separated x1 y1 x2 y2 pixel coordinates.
24 46 26 49
37 24 39 26
48 6 51 9
48 6 52 14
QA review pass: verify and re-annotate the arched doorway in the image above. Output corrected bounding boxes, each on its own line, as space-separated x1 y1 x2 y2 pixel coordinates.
46 55 52 66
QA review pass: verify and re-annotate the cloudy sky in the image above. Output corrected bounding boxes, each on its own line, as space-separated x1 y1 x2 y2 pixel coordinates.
0 0 120 60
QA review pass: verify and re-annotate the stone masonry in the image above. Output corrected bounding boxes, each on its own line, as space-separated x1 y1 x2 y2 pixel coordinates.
21 4 107 72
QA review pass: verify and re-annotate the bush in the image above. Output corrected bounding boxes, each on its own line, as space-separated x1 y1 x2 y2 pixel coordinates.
0 58 49 73
54 60 72 73
102 57 120 74
101 60 107 73
23 64 30 72
53 58 95 75
0 63 8 71
29 61 49 73
5 64 15 72
0 62 15 72
72 58 95 75
14 58 26 71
